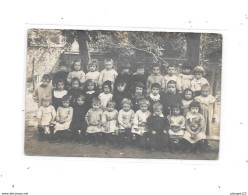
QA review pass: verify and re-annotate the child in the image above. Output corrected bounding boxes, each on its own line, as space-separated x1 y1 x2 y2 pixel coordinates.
85 59 100 86
52 61 68 89
117 98 135 148
147 83 161 112
54 95 73 142
146 103 170 152
182 88 194 116
67 77 83 106
176 62 194 94
98 58 118 90
161 80 182 116
164 64 177 91
70 94 88 143
195 84 217 137
52 79 68 110
167 103 186 153
113 79 131 111
191 66 209 97
85 97 103 146
146 64 165 94
83 79 99 111
132 99 151 147
130 82 146 112
132 64 148 92
37 96 56 141
102 100 119 145
98 80 113 111
67 59 86 86
33 74 53 108
181 101 206 153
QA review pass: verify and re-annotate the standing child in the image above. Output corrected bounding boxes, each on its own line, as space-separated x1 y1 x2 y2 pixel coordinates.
70 94 88 143
147 83 161 112
52 61 68 89
191 66 209 97
83 79 99 111
182 88 194 116
52 79 68 110
176 62 194 94
85 97 103 146
164 64 177 92
33 74 53 108
37 96 56 141
67 77 83 106
167 104 186 153
132 99 151 147
181 101 206 153
98 80 113 111
85 59 100 86
130 82 146 112
67 59 86 86
98 58 118 91
146 64 165 94
54 95 73 142
132 64 148 93
117 98 135 148
102 100 119 145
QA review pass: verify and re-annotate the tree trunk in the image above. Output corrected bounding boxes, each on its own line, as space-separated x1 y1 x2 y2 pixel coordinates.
78 32 90 72
32 58 35 91
185 33 200 67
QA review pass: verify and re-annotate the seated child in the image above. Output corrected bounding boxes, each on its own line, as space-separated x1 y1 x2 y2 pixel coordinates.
52 79 68 110
54 95 73 142
176 62 194 94
70 94 87 143
145 103 170 152
117 98 135 148
146 64 165 94
83 79 99 111
85 59 100 86
130 82 146 112
85 97 103 146
52 61 68 89
67 59 86 86
98 80 113 111
181 101 207 153
102 100 119 145
147 83 161 112
182 88 194 116
37 96 56 141
163 64 177 91
167 103 186 153
191 66 209 97
67 77 83 106
33 74 53 108
132 63 148 93
132 99 151 147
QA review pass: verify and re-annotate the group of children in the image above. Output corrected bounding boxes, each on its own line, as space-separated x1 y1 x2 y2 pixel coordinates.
33 58 217 153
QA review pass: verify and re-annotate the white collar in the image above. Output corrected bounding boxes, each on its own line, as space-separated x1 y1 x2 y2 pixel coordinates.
149 93 160 101
153 113 164 117
86 91 95 94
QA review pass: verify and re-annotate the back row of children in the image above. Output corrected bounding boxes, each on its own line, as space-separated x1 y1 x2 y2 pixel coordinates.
33 58 217 153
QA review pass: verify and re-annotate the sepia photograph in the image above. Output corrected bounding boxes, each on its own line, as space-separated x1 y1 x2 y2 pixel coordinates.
25 29 222 160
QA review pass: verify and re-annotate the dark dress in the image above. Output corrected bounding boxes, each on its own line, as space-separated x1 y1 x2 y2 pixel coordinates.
84 91 99 111
52 71 69 88
70 104 87 132
160 93 182 116
132 73 149 92
67 88 83 106
147 95 161 113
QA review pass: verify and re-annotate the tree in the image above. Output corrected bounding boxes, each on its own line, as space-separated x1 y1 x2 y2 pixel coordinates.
185 33 201 67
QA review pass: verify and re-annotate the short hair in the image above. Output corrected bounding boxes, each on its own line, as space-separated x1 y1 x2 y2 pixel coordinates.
201 83 210 90
106 100 116 108
42 74 52 81
59 61 67 67
167 64 176 68
153 102 163 110
152 63 160 69
182 88 194 100
171 103 183 115
182 61 192 70
138 98 150 107
61 95 70 102
89 59 99 67
42 96 51 102
167 80 176 86
135 82 145 89
121 61 131 69
76 94 86 101
121 98 133 107
189 101 201 112
92 97 101 104
56 78 65 84
136 64 145 69
71 77 80 85
193 66 205 74
116 79 127 86
102 80 112 91
104 58 113 64
151 83 161 90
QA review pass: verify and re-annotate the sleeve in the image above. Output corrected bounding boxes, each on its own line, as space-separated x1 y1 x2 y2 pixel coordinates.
80 71 86 84
161 76 165 90
146 116 152 131
130 110 135 125
132 111 139 128
65 107 73 122
56 107 61 122
176 75 182 93
102 112 107 126
98 70 104 87
37 107 42 119
210 96 217 119
163 117 170 131
191 79 196 92
33 87 38 101
85 110 90 125
180 116 186 129
199 115 205 131
146 76 151 93
51 106 56 121
114 70 118 81
67 72 72 84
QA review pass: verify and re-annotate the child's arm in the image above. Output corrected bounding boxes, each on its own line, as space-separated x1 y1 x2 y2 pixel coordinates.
65 107 73 122
102 112 107 127
212 96 217 123
180 117 186 130
113 70 118 82
132 112 139 130
56 107 61 123
117 111 126 128
176 75 182 93
85 110 90 125
161 76 165 92
79 71 86 84
67 72 72 84
98 70 104 88
146 76 151 94
37 107 42 126
50 107 57 124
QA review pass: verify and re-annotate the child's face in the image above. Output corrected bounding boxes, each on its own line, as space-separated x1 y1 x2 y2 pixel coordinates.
135 87 143 95
140 104 148 112
123 104 131 112
151 87 160 95
137 68 144 75
122 68 130 74
153 108 162 116
42 99 50 107
182 68 191 75
89 65 97 72
62 100 70 108
60 65 67 72
107 105 115 112
87 82 95 91
42 79 50 87
201 87 210 97
184 91 193 100
57 82 65 91
167 84 176 94
167 67 175 76
103 85 111 94
77 97 84 106
152 67 160 75
191 107 199 114
172 108 180 116
105 61 113 70
74 62 81 71
72 81 79 88
92 102 100 109
117 83 126 92
194 72 203 80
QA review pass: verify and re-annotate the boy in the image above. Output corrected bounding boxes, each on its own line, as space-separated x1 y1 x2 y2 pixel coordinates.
33 74 53 108
164 64 177 91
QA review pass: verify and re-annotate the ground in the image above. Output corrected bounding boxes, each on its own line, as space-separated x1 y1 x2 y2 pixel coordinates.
24 91 219 160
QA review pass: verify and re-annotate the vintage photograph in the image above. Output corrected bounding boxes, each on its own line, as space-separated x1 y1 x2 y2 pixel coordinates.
25 29 222 160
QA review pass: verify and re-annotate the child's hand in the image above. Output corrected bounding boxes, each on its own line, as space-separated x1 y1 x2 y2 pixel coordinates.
212 118 216 123
152 131 156 135
163 130 167 134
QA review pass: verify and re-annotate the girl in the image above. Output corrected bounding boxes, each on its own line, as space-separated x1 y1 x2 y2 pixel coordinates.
98 80 113 111
102 100 119 145
85 97 103 146
85 59 100 85
182 88 194 116
117 98 135 148
54 95 73 142
52 61 68 89
67 59 86 86
83 79 99 111
52 79 68 110
67 77 83 106
191 66 209 97
181 101 206 153
70 94 88 143
167 103 186 153
130 82 146 112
